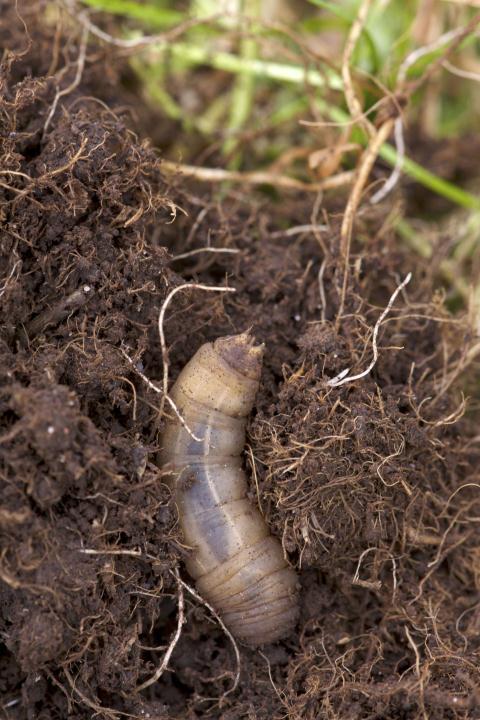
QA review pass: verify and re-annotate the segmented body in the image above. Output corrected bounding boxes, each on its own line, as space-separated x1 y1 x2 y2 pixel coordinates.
161 333 299 646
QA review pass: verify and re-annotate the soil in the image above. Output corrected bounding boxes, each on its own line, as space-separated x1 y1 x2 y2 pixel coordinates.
1 4 480 720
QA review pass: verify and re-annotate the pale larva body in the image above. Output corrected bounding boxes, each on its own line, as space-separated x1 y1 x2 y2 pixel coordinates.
161 333 299 646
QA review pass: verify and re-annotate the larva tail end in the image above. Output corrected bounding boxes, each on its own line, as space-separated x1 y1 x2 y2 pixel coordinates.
214 333 264 380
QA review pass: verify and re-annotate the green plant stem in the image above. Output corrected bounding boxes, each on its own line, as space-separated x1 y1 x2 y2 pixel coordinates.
164 42 343 90
158 43 480 209
81 0 182 27
378 143 480 211
223 0 259 168
304 98 480 211
223 37 257 167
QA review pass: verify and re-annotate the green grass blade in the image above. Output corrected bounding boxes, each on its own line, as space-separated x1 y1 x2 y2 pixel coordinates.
78 5 480 212
81 0 182 28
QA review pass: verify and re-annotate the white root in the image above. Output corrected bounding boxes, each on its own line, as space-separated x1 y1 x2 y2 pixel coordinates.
135 566 185 693
328 273 412 388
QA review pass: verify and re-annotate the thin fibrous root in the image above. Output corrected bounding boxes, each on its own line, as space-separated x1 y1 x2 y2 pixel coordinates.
135 566 185 693
328 273 412 387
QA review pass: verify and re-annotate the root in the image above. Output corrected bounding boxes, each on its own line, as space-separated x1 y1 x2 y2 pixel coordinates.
43 25 88 136
120 344 199 442
370 117 405 204
63 667 131 720
0 259 21 300
404 627 428 720
175 573 241 698
120 281 236 442
156 282 235 425
328 272 412 387
135 566 185 693
399 14 480 97
171 247 240 261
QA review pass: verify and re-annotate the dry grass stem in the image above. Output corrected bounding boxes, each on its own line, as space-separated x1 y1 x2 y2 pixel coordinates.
79 548 142 557
400 14 480 96
398 27 464 86
442 59 480 82
337 118 395 321
161 160 354 193
342 0 375 137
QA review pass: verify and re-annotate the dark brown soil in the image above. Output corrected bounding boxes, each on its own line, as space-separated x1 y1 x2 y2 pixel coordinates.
1 4 480 720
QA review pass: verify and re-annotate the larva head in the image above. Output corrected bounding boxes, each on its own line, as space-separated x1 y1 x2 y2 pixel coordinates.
213 333 264 381
168 333 264 419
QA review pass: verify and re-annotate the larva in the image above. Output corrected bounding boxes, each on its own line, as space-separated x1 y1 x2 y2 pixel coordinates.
160 333 299 646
